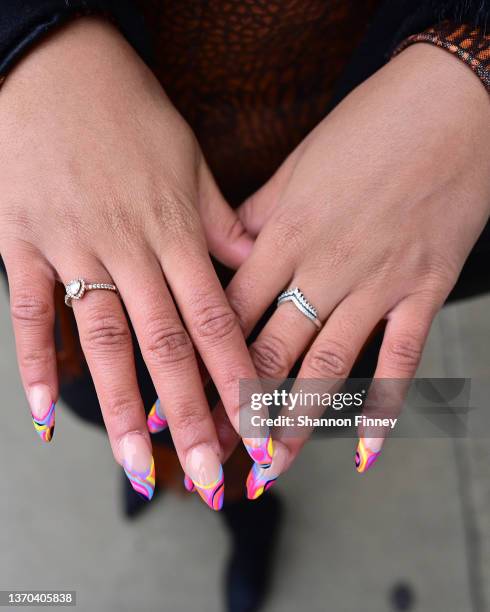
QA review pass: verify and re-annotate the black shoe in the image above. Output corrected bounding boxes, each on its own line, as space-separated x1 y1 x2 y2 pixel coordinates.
121 472 163 519
222 492 283 612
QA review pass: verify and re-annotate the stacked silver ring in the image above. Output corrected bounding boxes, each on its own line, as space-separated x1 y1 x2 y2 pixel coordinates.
277 287 322 329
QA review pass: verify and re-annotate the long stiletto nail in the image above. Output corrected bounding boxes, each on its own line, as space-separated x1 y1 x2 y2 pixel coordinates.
246 462 278 500
147 398 168 434
243 434 274 468
184 474 196 492
355 438 381 473
121 434 155 501
186 447 224 511
29 384 55 443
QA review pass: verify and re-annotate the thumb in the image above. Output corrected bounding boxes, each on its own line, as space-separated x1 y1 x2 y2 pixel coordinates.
198 163 254 269
236 179 279 238
237 145 301 236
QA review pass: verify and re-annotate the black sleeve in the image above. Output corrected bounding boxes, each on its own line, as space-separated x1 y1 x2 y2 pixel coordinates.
0 0 151 85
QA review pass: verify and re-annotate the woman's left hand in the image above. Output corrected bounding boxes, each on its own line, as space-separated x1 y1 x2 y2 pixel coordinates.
209 43 490 497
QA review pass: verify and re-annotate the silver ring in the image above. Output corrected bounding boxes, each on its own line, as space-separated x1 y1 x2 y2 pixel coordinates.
64 278 119 307
277 287 322 329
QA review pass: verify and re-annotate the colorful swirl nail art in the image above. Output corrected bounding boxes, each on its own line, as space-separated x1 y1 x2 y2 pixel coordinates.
355 438 381 473
123 458 156 501
191 466 224 511
244 435 274 469
147 398 168 434
246 462 277 500
32 401 55 443
184 474 196 492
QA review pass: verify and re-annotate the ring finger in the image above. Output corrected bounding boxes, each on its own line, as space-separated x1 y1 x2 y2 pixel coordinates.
56 255 156 502
111 252 226 511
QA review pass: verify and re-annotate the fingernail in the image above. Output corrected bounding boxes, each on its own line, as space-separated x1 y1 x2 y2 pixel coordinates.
186 446 224 511
355 438 381 473
246 462 278 500
29 384 55 443
147 398 168 434
245 441 287 501
243 434 274 468
184 474 196 492
121 434 155 501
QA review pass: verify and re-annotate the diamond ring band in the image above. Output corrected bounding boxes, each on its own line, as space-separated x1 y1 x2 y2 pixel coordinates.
64 278 119 307
277 287 322 329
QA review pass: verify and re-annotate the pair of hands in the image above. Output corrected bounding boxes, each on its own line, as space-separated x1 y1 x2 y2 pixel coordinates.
1 18 489 509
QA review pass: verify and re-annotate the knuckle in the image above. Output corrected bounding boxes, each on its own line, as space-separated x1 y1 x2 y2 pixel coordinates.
106 398 141 422
194 303 238 343
19 346 54 370
0 203 36 240
82 314 131 353
306 341 352 378
152 191 199 241
385 334 423 371
102 206 141 250
11 295 52 326
143 315 194 366
227 286 254 332
271 214 305 256
170 404 206 444
250 335 291 378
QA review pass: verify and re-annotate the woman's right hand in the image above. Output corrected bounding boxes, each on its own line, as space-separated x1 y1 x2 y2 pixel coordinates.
0 17 271 509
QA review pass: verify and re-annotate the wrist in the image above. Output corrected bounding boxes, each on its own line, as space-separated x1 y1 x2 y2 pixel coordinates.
394 43 490 110
0 16 155 122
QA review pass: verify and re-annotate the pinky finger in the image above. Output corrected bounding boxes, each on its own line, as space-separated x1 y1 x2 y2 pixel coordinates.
5 251 58 443
355 295 438 473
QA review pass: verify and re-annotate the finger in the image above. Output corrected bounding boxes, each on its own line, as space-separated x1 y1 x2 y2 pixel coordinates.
210 280 334 475
245 291 385 499
208 267 320 474
58 261 156 501
4 248 57 443
212 399 242 464
236 148 303 237
198 162 254 269
161 233 287 469
212 268 350 471
354 294 437 473
112 253 224 510
225 225 294 336
188 291 320 492
148 224 301 475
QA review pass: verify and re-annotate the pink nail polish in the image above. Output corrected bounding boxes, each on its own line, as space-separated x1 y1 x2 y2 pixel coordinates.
28 384 55 443
121 434 155 501
243 435 274 468
184 474 196 492
355 438 381 473
186 447 224 511
246 462 277 500
147 398 168 434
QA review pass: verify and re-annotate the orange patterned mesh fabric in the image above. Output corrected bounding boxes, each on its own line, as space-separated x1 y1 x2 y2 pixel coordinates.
133 0 380 202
